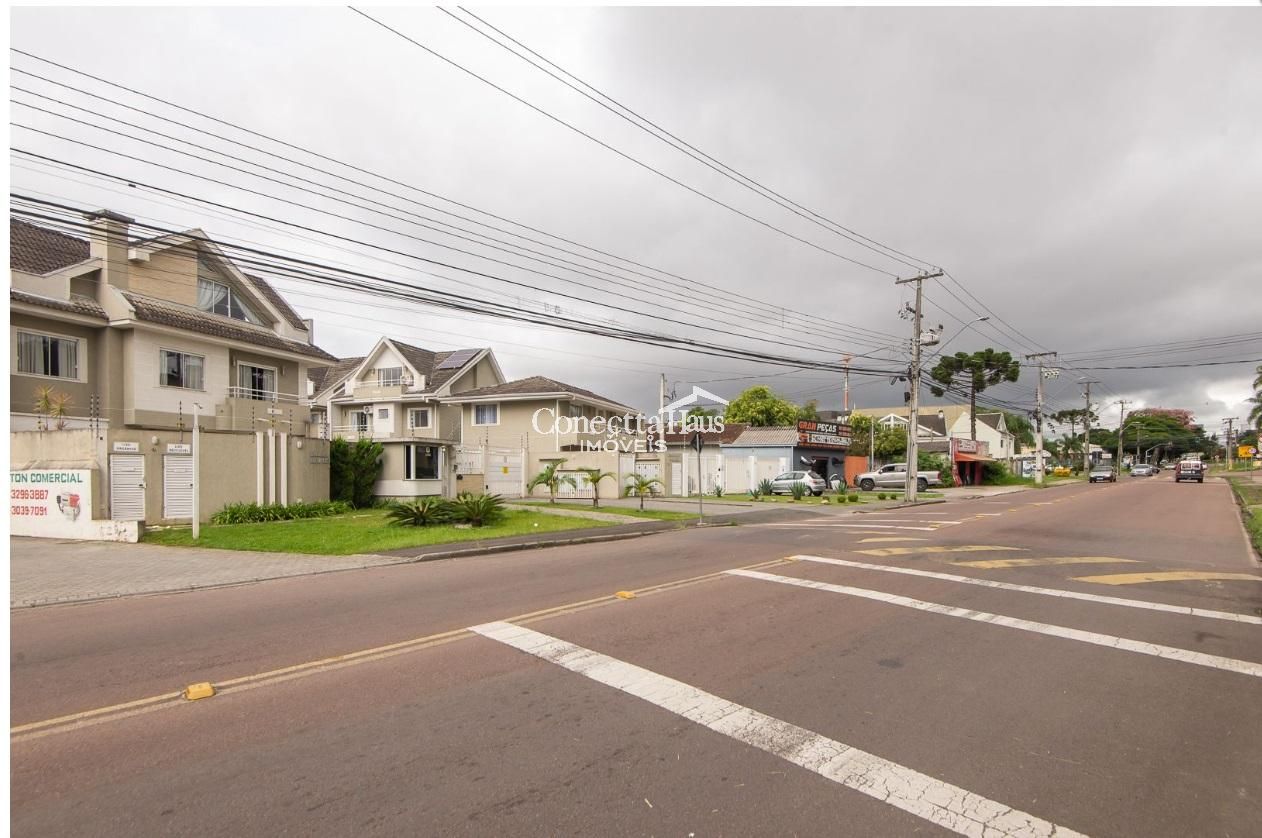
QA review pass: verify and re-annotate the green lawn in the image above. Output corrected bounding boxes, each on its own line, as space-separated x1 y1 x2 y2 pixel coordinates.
1224 476 1262 556
510 501 695 521
142 509 614 555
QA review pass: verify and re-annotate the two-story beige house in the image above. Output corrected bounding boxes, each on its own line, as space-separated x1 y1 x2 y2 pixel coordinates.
441 376 644 499
9 211 336 528
307 337 504 499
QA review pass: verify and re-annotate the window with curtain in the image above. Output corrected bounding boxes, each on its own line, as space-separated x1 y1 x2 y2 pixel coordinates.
377 367 403 386
198 274 261 324
473 404 499 426
161 350 204 389
405 444 440 480
408 408 431 429
16 331 79 379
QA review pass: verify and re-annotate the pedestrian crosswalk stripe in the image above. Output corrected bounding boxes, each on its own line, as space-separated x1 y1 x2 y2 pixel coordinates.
857 545 1025 557
1072 571 1262 586
726 569 1262 678
791 555 1262 625
472 621 1085 838
952 557 1139 569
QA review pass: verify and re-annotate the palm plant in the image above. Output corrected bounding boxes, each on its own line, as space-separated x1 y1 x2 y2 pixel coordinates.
757 478 775 496
448 492 506 527
527 459 576 504
1248 364 1262 433
789 481 808 501
33 385 72 431
575 467 616 508
624 474 663 510
386 497 451 527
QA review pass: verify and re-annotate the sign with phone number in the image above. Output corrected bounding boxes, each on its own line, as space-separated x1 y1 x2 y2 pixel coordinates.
10 470 94 538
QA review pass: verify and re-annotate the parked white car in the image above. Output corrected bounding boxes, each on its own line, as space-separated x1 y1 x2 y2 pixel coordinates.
854 463 942 492
768 471 827 496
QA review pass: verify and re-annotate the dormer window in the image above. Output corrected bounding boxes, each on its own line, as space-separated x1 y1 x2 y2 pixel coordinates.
377 367 403 387
198 258 260 323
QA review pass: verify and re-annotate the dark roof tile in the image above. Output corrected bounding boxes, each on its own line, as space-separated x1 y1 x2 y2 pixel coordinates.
452 375 634 411
10 218 91 275
243 273 307 331
10 289 107 320
122 292 336 360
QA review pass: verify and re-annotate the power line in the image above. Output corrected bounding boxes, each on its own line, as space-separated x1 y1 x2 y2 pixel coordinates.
8 49 898 344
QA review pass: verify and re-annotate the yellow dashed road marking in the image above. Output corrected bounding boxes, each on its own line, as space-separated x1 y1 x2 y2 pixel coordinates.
857 537 930 543
857 545 1025 557
952 556 1139 569
1072 571 1262 586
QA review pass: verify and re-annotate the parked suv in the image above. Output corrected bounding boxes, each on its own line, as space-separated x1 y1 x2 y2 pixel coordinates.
1174 460 1205 484
854 463 942 493
768 471 827 496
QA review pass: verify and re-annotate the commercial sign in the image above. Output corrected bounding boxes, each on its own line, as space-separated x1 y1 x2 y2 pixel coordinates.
955 438 979 454
1240 445 1257 459
796 420 851 450
10 469 92 538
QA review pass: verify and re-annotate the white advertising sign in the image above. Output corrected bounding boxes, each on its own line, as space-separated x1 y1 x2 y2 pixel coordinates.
10 470 139 542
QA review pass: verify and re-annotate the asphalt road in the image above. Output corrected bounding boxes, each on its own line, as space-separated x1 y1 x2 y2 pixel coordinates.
11 475 1262 837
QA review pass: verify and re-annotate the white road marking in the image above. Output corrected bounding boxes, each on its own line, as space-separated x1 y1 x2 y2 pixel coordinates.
857 537 929 543
472 621 1084 838
726 569 1262 678
792 555 1262 626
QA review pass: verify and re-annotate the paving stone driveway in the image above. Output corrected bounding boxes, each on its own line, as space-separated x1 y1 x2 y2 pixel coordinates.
10 538 413 608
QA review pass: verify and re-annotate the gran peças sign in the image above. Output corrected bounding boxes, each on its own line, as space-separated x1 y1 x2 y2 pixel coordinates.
797 420 852 450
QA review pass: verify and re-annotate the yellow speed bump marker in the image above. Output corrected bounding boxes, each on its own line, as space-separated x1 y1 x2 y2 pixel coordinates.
953 556 1138 569
857 545 1025 557
1072 571 1262 586
614 591 637 600
182 682 216 701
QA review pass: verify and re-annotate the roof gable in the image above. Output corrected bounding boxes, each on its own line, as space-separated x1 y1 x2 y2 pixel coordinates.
10 218 91 275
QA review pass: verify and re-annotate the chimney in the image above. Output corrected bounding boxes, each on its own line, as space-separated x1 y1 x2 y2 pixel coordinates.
302 317 314 344
86 209 134 294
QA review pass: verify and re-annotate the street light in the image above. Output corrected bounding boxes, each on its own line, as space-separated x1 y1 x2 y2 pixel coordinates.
923 317 990 363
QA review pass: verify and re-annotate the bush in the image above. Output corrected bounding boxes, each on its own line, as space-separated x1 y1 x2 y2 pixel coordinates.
211 500 351 525
847 493 859 503
713 484 724 498
982 461 1032 486
836 493 848 503
449 492 506 527
757 478 775 496
877 493 886 500
386 497 451 527
789 482 808 501
748 487 761 501
330 437 385 508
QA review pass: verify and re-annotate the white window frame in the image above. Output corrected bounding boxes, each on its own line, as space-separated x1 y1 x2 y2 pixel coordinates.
14 328 84 382
159 348 206 391
408 407 432 429
472 403 500 427
197 274 261 324
377 366 404 387
404 443 442 481
377 408 390 420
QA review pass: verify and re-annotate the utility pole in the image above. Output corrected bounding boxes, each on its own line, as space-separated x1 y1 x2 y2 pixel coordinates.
894 270 943 502
1080 380 1099 473
1026 352 1057 484
842 355 852 413
1115 399 1129 472
1224 417 1237 470
192 403 202 540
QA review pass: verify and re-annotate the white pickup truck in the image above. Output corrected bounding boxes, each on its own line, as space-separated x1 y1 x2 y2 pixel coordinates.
854 463 943 492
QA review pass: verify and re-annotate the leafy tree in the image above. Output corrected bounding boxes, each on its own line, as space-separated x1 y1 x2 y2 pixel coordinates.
575 467 615 508
1002 410 1035 451
797 399 820 421
527 459 575 504
330 437 384 508
1248 364 1262 433
873 426 907 458
725 386 800 426
686 406 717 418
847 414 874 457
927 349 1021 439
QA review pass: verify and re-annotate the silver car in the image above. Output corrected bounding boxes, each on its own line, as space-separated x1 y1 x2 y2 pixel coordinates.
1130 464 1154 477
768 471 827 496
854 463 942 492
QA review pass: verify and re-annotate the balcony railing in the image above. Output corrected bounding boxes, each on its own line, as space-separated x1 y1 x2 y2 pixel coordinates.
329 424 378 441
227 386 304 404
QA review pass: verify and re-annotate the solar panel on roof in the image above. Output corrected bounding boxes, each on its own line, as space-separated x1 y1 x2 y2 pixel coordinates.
436 349 479 370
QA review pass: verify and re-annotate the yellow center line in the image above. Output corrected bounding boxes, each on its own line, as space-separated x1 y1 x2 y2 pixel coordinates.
12 557 791 742
951 557 1139 569
1072 571 1262 586
857 537 929 543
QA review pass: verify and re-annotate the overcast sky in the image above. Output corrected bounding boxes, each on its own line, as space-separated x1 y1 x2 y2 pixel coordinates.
10 6 1262 436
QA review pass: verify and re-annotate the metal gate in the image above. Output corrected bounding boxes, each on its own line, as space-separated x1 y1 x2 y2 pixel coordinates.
163 455 194 519
484 449 523 497
110 454 146 521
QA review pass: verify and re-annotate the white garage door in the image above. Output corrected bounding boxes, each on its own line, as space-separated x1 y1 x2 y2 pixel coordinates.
110 454 146 521
485 450 523 497
163 455 194 519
